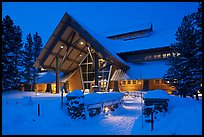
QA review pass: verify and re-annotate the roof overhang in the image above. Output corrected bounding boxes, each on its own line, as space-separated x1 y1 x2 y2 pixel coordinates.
34 12 129 73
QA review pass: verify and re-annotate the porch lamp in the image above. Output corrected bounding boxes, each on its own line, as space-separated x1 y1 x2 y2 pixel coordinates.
80 41 84 45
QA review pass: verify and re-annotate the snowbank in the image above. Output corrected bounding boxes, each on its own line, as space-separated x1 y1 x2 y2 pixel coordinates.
66 90 84 97
84 92 124 105
143 90 169 99
2 91 202 135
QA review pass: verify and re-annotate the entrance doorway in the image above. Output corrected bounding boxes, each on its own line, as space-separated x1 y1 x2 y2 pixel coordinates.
114 81 119 91
143 80 149 91
46 84 52 92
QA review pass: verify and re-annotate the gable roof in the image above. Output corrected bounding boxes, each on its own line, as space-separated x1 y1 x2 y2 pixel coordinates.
33 12 129 73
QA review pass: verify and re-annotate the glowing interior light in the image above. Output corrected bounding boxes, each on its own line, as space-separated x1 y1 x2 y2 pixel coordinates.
104 107 109 113
80 41 84 45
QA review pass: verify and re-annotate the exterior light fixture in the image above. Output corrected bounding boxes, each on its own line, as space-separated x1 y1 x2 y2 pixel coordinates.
60 45 64 49
80 41 84 45
104 107 109 113
79 54 82 57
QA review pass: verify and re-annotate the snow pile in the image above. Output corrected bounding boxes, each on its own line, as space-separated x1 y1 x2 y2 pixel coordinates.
84 92 124 105
143 90 169 99
131 95 202 135
66 90 84 97
22 96 33 106
2 91 202 135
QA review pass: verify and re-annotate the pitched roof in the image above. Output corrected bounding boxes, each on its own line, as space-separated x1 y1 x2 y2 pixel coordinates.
33 12 129 72
35 71 76 84
111 60 169 80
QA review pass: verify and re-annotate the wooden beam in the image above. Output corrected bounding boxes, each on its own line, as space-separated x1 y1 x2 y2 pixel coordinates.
40 17 71 66
94 52 99 86
59 32 77 68
52 35 88 54
50 52 80 64
66 44 87 72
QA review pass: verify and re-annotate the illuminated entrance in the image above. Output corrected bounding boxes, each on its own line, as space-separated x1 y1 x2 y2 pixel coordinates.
79 49 112 91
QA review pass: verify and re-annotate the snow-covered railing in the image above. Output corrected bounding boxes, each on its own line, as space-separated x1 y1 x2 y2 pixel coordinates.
66 91 124 118
85 97 122 109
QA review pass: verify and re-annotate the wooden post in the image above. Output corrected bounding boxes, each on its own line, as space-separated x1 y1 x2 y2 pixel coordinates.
94 53 98 87
38 104 40 116
61 86 63 109
56 56 59 94
151 110 154 131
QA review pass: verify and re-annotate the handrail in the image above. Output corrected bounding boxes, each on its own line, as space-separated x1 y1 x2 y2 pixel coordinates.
85 97 122 108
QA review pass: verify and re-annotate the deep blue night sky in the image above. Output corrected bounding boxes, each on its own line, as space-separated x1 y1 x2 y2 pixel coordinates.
2 2 199 45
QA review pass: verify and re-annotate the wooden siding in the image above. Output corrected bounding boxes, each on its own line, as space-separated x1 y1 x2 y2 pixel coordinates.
110 79 175 94
68 68 83 92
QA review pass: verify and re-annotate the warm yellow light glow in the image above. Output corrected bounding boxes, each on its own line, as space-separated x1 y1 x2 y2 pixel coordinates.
79 54 82 57
104 107 109 113
80 41 84 45
60 45 64 49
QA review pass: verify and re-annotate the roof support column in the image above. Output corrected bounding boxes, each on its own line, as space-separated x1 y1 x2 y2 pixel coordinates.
94 52 99 89
56 56 60 94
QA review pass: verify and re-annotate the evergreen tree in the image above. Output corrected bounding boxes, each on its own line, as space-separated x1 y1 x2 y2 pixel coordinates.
32 32 43 90
2 15 23 91
22 33 34 84
164 4 202 100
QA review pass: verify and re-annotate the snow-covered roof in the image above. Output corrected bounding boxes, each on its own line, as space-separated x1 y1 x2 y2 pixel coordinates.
72 13 177 54
35 71 75 84
108 26 177 53
72 14 129 68
105 22 152 37
111 60 169 80
34 12 129 72
143 89 169 99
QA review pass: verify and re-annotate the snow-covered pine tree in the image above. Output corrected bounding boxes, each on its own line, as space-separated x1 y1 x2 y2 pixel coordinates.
22 33 34 85
164 4 202 100
2 15 23 91
192 2 202 99
32 32 43 90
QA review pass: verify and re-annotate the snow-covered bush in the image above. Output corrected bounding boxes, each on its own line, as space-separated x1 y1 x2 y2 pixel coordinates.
143 90 169 117
66 90 86 119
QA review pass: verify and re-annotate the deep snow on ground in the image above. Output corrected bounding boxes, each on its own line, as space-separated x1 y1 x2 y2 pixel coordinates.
2 90 202 135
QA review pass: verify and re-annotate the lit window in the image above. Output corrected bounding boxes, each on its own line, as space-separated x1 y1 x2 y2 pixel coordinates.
128 81 131 84
133 80 136 84
167 53 171 57
163 54 167 58
166 81 170 84
157 55 161 58
172 53 176 57
154 79 160 84
138 80 142 84
145 56 148 60
123 81 126 84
